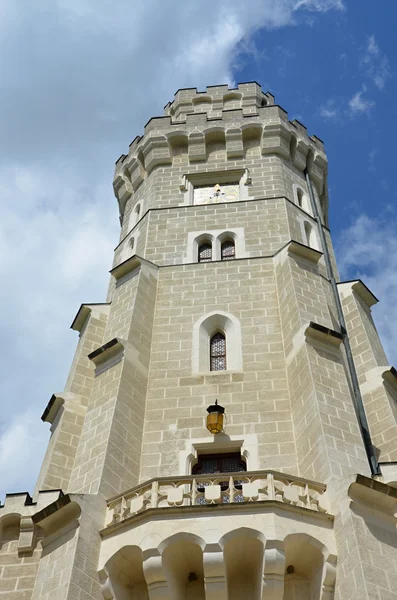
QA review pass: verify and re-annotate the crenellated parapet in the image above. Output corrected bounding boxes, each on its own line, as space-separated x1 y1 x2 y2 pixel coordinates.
113 82 328 219
0 490 64 553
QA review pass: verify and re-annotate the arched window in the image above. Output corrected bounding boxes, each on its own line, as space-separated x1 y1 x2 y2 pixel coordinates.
135 204 141 220
304 222 319 250
297 188 304 208
129 237 135 252
221 240 235 260
198 242 212 263
210 332 226 371
296 187 311 214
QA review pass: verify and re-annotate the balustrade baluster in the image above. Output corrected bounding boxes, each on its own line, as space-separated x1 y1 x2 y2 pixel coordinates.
151 480 159 509
268 473 275 500
228 476 235 503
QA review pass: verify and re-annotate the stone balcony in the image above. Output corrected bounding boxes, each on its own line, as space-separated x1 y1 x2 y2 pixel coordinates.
99 471 337 599
105 470 330 530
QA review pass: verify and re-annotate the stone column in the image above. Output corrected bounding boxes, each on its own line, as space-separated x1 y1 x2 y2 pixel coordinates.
262 542 285 600
203 544 227 600
143 551 170 599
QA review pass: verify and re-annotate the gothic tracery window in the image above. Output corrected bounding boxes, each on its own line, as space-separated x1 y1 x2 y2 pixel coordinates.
198 242 212 263
210 332 226 371
221 240 235 260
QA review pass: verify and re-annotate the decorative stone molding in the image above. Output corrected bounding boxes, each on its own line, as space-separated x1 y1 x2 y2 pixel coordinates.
110 254 158 283
41 391 86 424
88 338 126 376
70 302 110 333
337 279 379 308
305 322 343 349
284 240 322 263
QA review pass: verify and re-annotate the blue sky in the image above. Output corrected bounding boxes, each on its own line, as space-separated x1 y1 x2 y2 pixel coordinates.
0 0 395 499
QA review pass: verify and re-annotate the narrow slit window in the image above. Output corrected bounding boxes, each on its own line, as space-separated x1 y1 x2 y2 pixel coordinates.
198 242 212 263
210 332 226 371
221 240 235 260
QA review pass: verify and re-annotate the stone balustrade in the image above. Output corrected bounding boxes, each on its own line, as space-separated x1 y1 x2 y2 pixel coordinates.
105 470 329 528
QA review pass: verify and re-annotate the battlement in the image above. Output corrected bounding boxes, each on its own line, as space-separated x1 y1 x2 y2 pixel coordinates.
113 86 328 217
164 81 275 121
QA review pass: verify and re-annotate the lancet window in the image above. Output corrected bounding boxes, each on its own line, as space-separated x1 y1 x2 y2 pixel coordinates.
210 332 226 371
198 242 212 263
221 240 235 260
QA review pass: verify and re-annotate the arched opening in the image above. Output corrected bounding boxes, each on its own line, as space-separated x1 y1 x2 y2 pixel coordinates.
0 514 20 549
192 96 212 113
223 531 264 600
100 546 149 600
162 538 205 600
242 125 262 157
198 241 212 263
223 92 242 110
304 222 320 251
210 331 226 371
221 239 236 260
296 186 311 214
129 237 135 252
135 203 141 221
283 535 334 599
192 311 243 373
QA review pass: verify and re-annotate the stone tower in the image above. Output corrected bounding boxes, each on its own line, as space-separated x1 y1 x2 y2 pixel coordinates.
2 82 397 600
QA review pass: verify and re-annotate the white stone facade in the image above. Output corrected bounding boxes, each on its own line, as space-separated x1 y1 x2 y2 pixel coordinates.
1 82 397 599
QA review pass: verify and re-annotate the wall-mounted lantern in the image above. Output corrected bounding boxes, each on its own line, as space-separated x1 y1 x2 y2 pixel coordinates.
206 400 225 434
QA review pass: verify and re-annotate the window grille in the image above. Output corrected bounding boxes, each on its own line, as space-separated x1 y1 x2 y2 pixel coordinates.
198 242 212 263
221 240 235 260
192 453 246 504
210 332 226 371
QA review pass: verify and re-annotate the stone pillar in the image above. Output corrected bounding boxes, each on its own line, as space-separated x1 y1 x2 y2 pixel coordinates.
203 544 227 600
143 551 170 599
262 542 285 600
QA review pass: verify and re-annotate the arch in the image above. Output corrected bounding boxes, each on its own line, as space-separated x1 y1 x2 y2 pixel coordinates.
127 201 142 232
210 331 226 371
222 528 265 600
192 311 243 373
192 96 212 112
219 527 266 549
0 513 21 545
283 533 335 599
241 124 262 157
220 239 236 261
161 537 206 600
158 532 206 554
223 92 242 109
198 240 212 263
304 221 320 251
294 184 311 214
204 129 226 159
101 545 149 600
167 131 189 158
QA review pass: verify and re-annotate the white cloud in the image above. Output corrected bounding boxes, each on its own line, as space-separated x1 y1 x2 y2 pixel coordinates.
361 34 390 90
348 88 375 116
0 0 345 499
294 0 344 11
337 214 397 366
319 99 340 119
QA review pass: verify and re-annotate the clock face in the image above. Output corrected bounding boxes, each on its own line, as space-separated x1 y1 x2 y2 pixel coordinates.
194 182 240 205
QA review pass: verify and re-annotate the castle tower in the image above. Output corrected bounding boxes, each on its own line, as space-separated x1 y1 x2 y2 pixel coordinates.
2 82 397 599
